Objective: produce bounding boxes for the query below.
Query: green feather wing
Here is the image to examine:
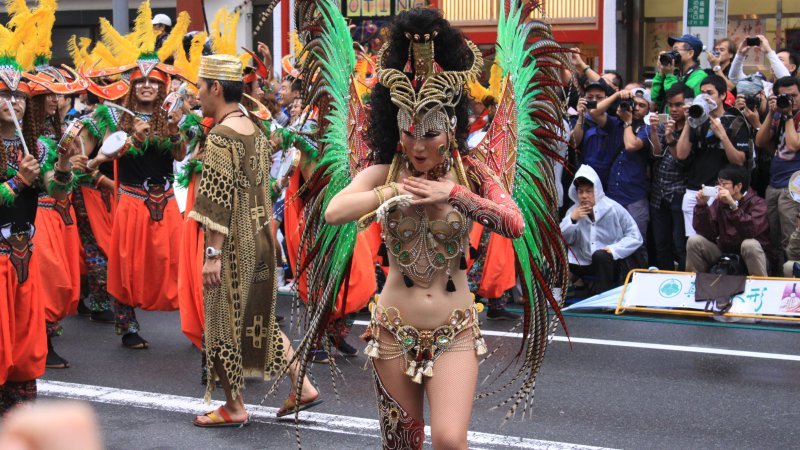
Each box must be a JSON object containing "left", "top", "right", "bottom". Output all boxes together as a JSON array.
[{"left": 474, "top": 0, "right": 572, "bottom": 421}]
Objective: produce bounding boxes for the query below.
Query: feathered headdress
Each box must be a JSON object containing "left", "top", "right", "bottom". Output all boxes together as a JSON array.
[
  {"left": 172, "top": 32, "right": 208, "bottom": 94},
  {"left": 81, "top": 0, "right": 188, "bottom": 99},
  {"left": 0, "top": 2, "right": 48, "bottom": 94},
  {"left": 377, "top": 31, "right": 483, "bottom": 139},
  {"left": 5, "top": 0, "right": 90, "bottom": 96},
  {"left": 67, "top": 36, "right": 129, "bottom": 100},
  {"left": 207, "top": 8, "right": 257, "bottom": 82}
]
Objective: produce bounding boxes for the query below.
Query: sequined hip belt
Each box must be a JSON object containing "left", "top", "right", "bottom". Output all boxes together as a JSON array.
[
  {"left": 362, "top": 305, "right": 487, "bottom": 383},
  {"left": 118, "top": 183, "right": 175, "bottom": 201}
]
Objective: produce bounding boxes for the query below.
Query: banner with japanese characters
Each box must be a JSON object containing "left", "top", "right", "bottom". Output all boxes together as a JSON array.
[{"left": 618, "top": 271, "right": 800, "bottom": 318}]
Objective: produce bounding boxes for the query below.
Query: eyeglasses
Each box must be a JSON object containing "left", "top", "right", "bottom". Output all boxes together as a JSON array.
[{"left": 0, "top": 91, "right": 27, "bottom": 101}]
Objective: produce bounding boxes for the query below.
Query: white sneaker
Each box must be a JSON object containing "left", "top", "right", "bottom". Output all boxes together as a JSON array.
[{"left": 278, "top": 280, "right": 295, "bottom": 294}]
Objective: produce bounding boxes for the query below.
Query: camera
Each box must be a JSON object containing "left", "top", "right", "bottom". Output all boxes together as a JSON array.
[
  {"left": 688, "top": 104, "right": 705, "bottom": 119},
  {"left": 617, "top": 99, "right": 634, "bottom": 113},
  {"left": 659, "top": 50, "right": 682, "bottom": 67},
  {"left": 744, "top": 94, "right": 760, "bottom": 111},
  {"left": 746, "top": 36, "right": 761, "bottom": 47},
  {"left": 777, "top": 94, "right": 793, "bottom": 110},
  {"left": 585, "top": 100, "right": 598, "bottom": 110}
]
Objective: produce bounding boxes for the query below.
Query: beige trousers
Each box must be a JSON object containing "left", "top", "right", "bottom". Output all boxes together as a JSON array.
[
  {"left": 685, "top": 235, "right": 768, "bottom": 276},
  {"left": 765, "top": 186, "right": 800, "bottom": 256}
]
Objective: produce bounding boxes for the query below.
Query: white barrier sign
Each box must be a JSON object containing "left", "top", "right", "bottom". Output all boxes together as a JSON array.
[{"left": 620, "top": 271, "right": 800, "bottom": 318}]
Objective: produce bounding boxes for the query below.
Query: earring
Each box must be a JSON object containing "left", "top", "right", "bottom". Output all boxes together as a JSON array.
[{"left": 437, "top": 144, "right": 446, "bottom": 156}]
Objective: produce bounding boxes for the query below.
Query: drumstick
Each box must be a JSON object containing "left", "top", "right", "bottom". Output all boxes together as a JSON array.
[
  {"left": 4, "top": 100, "right": 29, "bottom": 156},
  {"left": 78, "top": 135, "right": 86, "bottom": 156},
  {"left": 104, "top": 101, "right": 136, "bottom": 118}
]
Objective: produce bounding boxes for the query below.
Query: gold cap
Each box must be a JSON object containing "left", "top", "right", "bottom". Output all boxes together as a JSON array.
[{"left": 198, "top": 54, "right": 242, "bottom": 82}]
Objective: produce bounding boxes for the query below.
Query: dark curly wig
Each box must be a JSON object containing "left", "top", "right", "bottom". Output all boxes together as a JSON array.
[
  {"left": 368, "top": 7, "right": 473, "bottom": 164},
  {"left": 119, "top": 79, "right": 170, "bottom": 139}
]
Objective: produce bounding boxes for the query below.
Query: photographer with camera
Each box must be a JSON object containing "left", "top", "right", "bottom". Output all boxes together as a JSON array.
[
  {"left": 687, "top": 165, "right": 771, "bottom": 277},
  {"left": 734, "top": 76, "right": 772, "bottom": 195},
  {"left": 706, "top": 38, "right": 737, "bottom": 91},
  {"left": 590, "top": 88, "right": 652, "bottom": 240},
  {"left": 676, "top": 75, "right": 752, "bottom": 236},
  {"left": 729, "top": 35, "right": 793, "bottom": 96},
  {"left": 570, "top": 79, "right": 620, "bottom": 187},
  {"left": 755, "top": 76, "right": 800, "bottom": 263},
  {"left": 652, "top": 34, "right": 708, "bottom": 107},
  {"left": 650, "top": 83, "right": 694, "bottom": 270}
]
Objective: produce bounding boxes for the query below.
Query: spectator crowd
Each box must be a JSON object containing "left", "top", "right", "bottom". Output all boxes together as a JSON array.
[{"left": 467, "top": 33, "right": 800, "bottom": 296}]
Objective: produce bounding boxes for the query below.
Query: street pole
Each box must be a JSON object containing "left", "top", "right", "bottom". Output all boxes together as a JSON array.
[{"left": 112, "top": 0, "right": 129, "bottom": 34}]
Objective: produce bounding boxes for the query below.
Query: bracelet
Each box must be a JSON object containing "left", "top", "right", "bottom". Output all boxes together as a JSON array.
[
  {"left": 93, "top": 174, "right": 107, "bottom": 188},
  {"left": 54, "top": 168, "right": 73, "bottom": 183},
  {"left": 14, "top": 172, "right": 31, "bottom": 187},
  {"left": 6, "top": 178, "right": 21, "bottom": 195},
  {"left": 373, "top": 185, "right": 386, "bottom": 205},
  {"left": 582, "top": 65, "right": 590, "bottom": 73},
  {"left": 388, "top": 182, "right": 399, "bottom": 199}
]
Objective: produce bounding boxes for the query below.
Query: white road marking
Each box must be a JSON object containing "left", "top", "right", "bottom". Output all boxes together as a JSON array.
[
  {"left": 38, "top": 380, "right": 611, "bottom": 450},
  {"left": 353, "top": 320, "right": 800, "bottom": 361}
]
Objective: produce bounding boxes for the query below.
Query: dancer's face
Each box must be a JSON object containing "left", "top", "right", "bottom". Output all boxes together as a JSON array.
[
  {"left": 399, "top": 126, "right": 450, "bottom": 174},
  {"left": 0, "top": 90, "right": 27, "bottom": 122},
  {"left": 45, "top": 94, "right": 59, "bottom": 116},
  {"left": 133, "top": 78, "right": 162, "bottom": 104}
]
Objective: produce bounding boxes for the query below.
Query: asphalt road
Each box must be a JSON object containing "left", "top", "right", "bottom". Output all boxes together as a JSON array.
[{"left": 36, "top": 294, "right": 800, "bottom": 449}]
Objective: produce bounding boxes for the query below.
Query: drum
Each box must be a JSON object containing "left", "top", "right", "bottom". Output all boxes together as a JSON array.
[
  {"left": 99, "top": 131, "right": 129, "bottom": 158},
  {"left": 58, "top": 119, "right": 84, "bottom": 155},
  {"left": 162, "top": 91, "right": 183, "bottom": 114},
  {"left": 279, "top": 148, "right": 301, "bottom": 181}
]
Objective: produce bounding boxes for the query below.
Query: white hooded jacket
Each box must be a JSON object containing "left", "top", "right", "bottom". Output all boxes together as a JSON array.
[{"left": 560, "top": 165, "right": 643, "bottom": 265}]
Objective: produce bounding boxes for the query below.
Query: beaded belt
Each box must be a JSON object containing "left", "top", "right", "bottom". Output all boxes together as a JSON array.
[{"left": 362, "top": 305, "right": 487, "bottom": 383}]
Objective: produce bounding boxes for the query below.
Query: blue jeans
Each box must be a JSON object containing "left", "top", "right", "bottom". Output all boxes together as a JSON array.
[{"left": 650, "top": 196, "right": 686, "bottom": 271}]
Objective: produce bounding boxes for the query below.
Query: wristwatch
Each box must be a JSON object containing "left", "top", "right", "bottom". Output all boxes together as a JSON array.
[
  {"left": 729, "top": 200, "right": 739, "bottom": 211},
  {"left": 205, "top": 246, "right": 222, "bottom": 258},
  {"left": 713, "top": 65, "right": 722, "bottom": 73}
]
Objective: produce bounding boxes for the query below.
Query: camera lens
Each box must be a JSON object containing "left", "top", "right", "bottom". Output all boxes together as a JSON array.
[
  {"left": 659, "top": 53, "right": 672, "bottom": 66},
  {"left": 777, "top": 94, "right": 792, "bottom": 110},
  {"left": 688, "top": 104, "right": 705, "bottom": 119}
]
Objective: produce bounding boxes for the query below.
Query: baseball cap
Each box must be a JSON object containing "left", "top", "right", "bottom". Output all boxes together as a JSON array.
[
  {"left": 584, "top": 78, "right": 614, "bottom": 97},
  {"left": 668, "top": 34, "right": 703, "bottom": 57},
  {"left": 631, "top": 87, "right": 651, "bottom": 103},
  {"left": 152, "top": 14, "right": 172, "bottom": 27}
]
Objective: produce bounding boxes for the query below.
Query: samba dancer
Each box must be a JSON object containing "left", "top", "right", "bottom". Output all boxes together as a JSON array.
[
  {"left": 0, "top": 8, "right": 78, "bottom": 412},
  {"left": 286, "top": 2, "right": 570, "bottom": 447},
  {"left": 83, "top": 2, "right": 191, "bottom": 349}
]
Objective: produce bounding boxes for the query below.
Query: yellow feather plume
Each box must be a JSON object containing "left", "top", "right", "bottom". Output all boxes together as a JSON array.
[
  {"left": 98, "top": 17, "right": 140, "bottom": 66},
  {"left": 157, "top": 11, "right": 190, "bottom": 62},
  {"left": 91, "top": 42, "right": 122, "bottom": 69},
  {"left": 131, "top": 0, "right": 156, "bottom": 55},
  {"left": 33, "top": 5, "right": 57, "bottom": 61},
  {"left": 5, "top": 0, "right": 31, "bottom": 30},
  {"left": 290, "top": 31, "right": 303, "bottom": 59},
  {"left": 487, "top": 63, "right": 502, "bottom": 101},
  {"left": 0, "top": 25, "right": 11, "bottom": 55},
  {"left": 174, "top": 32, "right": 207, "bottom": 92},
  {"left": 67, "top": 35, "right": 86, "bottom": 68},
  {"left": 7, "top": 8, "right": 47, "bottom": 70},
  {"left": 210, "top": 8, "right": 240, "bottom": 57}
]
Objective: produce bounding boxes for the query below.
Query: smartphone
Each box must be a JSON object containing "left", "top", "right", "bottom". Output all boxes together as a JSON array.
[
  {"left": 746, "top": 36, "right": 760, "bottom": 47},
  {"left": 658, "top": 113, "right": 670, "bottom": 123},
  {"left": 701, "top": 185, "right": 719, "bottom": 197}
]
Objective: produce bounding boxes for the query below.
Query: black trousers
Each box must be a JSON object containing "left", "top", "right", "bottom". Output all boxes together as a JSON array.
[{"left": 569, "top": 250, "right": 619, "bottom": 296}]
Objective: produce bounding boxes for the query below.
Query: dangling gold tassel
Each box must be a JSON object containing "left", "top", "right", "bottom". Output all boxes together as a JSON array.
[
  {"left": 405, "top": 360, "right": 417, "bottom": 377},
  {"left": 412, "top": 368, "right": 423, "bottom": 384},
  {"left": 422, "top": 360, "right": 434, "bottom": 377},
  {"left": 365, "top": 340, "right": 380, "bottom": 358},
  {"left": 475, "top": 336, "right": 488, "bottom": 356}
]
